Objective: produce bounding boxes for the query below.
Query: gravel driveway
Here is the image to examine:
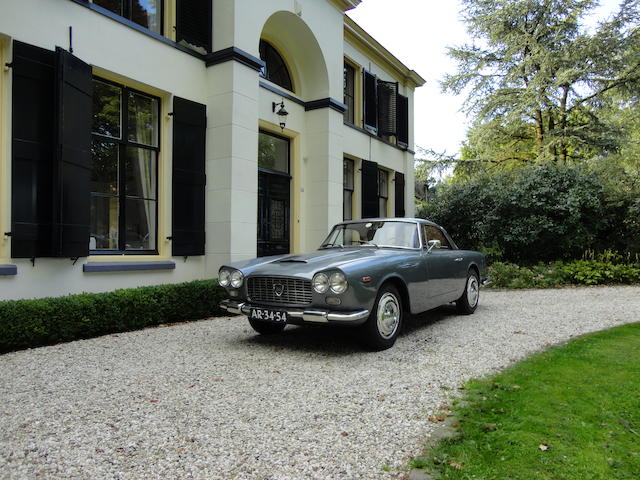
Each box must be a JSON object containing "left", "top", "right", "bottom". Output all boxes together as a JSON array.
[{"left": 1, "top": 286, "right": 639, "bottom": 479}]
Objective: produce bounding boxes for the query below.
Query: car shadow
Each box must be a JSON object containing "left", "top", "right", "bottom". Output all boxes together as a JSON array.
[
  {"left": 232, "top": 304, "right": 463, "bottom": 355},
  {"left": 237, "top": 323, "right": 364, "bottom": 356}
]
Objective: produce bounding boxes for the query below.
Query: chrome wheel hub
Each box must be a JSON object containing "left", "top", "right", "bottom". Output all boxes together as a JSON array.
[
  {"left": 376, "top": 292, "right": 400, "bottom": 339},
  {"left": 467, "top": 276, "right": 479, "bottom": 308}
]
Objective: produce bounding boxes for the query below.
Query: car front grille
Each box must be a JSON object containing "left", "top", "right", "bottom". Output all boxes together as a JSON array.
[{"left": 247, "top": 276, "right": 312, "bottom": 306}]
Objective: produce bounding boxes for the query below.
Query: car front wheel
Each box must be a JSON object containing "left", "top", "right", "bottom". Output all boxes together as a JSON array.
[
  {"left": 248, "top": 318, "right": 286, "bottom": 335},
  {"left": 361, "top": 284, "right": 403, "bottom": 351},
  {"left": 456, "top": 270, "right": 480, "bottom": 314}
]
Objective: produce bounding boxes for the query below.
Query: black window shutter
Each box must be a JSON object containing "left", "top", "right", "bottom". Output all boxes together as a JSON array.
[
  {"left": 10, "top": 41, "right": 56, "bottom": 258},
  {"left": 377, "top": 80, "right": 398, "bottom": 137},
  {"left": 176, "top": 0, "right": 212, "bottom": 53},
  {"left": 397, "top": 94, "right": 409, "bottom": 148},
  {"left": 53, "top": 48, "right": 93, "bottom": 258},
  {"left": 172, "top": 97, "right": 206, "bottom": 256},
  {"left": 394, "top": 172, "right": 405, "bottom": 218},
  {"left": 361, "top": 159, "right": 379, "bottom": 219},
  {"left": 363, "top": 70, "right": 377, "bottom": 132}
]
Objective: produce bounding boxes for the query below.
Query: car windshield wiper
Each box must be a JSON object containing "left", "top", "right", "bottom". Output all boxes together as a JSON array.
[
  {"left": 354, "top": 240, "right": 379, "bottom": 248},
  {"left": 320, "top": 243, "right": 344, "bottom": 249}
]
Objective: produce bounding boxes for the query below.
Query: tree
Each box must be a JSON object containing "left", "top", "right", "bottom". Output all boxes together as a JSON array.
[{"left": 443, "top": 0, "right": 640, "bottom": 163}]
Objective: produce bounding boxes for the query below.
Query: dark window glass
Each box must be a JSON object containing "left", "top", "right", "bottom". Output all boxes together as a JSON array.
[
  {"left": 258, "top": 131, "right": 289, "bottom": 174},
  {"left": 343, "top": 158, "right": 354, "bottom": 220},
  {"left": 90, "top": 77, "right": 159, "bottom": 253},
  {"left": 423, "top": 225, "right": 451, "bottom": 249},
  {"left": 344, "top": 62, "right": 355, "bottom": 124},
  {"left": 259, "top": 40, "right": 293, "bottom": 92},
  {"left": 378, "top": 169, "right": 388, "bottom": 217},
  {"left": 94, "top": 0, "right": 162, "bottom": 34}
]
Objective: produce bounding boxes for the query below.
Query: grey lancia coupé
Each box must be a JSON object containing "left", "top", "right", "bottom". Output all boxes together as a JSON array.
[{"left": 219, "top": 218, "right": 489, "bottom": 350}]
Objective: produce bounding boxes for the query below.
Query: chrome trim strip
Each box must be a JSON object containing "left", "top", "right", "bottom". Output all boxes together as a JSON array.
[{"left": 219, "top": 300, "right": 369, "bottom": 324}]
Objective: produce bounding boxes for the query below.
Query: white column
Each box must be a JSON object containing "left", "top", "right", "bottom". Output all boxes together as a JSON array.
[
  {"left": 302, "top": 107, "right": 344, "bottom": 251},
  {"left": 204, "top": 61, "right": 259, "bottom": 276}
]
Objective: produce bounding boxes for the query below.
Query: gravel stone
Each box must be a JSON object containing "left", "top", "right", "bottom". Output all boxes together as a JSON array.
[{"left": 1, "top": 286, "right": 638, "bottom": 479}]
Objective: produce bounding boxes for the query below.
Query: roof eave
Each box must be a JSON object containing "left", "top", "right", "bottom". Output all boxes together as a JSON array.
[{"left": 344, "top": 16, "right": 426, "bottom": 88}]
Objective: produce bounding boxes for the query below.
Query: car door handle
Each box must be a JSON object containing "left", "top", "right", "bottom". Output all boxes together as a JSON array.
[{"left": 454, "top": 257, "right": 464, "bottom": 262}]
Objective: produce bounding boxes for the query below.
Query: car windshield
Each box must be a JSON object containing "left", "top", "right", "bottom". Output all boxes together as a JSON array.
[{"left": 320, "top": 221, "right": 419, "bottom": 249}]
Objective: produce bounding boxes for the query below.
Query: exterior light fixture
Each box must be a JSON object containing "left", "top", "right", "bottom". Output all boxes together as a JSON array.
[{"left": 272, "top": 100, "right": 289, "bottom": 131}]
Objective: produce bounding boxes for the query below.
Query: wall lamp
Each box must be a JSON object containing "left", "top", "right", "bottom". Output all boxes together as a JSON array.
[{"left": 272, "top": 100, "right": 289, "bottom": 131}]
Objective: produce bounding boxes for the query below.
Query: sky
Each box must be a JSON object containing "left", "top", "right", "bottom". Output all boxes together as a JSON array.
[{"left": 347, "top": 0, "right": 623, "bottom": 159}]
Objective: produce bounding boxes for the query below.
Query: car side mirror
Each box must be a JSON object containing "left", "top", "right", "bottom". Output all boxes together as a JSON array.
[{"left": 426, "top": 239, "right": 441, "bottom": 253}]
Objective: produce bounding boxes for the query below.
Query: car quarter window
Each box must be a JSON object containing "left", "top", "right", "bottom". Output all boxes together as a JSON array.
[{"left": 422, "top": 225, "right": 451, "bottom": 249}]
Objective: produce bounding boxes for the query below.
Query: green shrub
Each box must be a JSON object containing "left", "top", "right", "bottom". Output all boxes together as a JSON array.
[
  {"left": 0, "top": 280, "right": 226, "bottom": 353},
  {"left": 488, "top": 260, "right": 640, "bottom": 288},
  {"left": 419, "top": 163, "right": 639, "bottom": 264}
]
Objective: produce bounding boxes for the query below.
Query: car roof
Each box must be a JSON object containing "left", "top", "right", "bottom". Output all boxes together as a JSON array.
[{"left": 337, "top": 217, "right": 439, "bottom": 227}]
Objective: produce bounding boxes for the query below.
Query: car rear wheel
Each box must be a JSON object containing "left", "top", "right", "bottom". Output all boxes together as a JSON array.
[
  {"left": 361, "top": 284, "right": 403, "bottom": 351},
  {"left": 248, "top": 318, "right": 286, "bottom": 335},
  {"left": 456, "top": 270, "right": 480, "bottom": 314}
]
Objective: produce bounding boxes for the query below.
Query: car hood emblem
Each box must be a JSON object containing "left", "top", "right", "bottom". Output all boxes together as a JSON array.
[{"left": 273, "top": 283, "right": 285, "bottom": 297}]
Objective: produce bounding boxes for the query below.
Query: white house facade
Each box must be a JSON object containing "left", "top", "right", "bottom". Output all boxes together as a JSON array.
[{"left": 0, "top": 0, "right": 425, "bottom": 300}]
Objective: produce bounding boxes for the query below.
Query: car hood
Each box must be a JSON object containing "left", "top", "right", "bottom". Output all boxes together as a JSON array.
[{"left": 223, "top": 248, "right": 411, "bottom": 279}]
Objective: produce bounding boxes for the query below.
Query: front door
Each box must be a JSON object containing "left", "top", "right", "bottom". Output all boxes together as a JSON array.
[{"left": 257, "top": 131, "right": 290, "bottom": 257}]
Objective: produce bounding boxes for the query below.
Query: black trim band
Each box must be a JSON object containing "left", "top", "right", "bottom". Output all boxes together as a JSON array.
[
  {"left": 83, "top": 261, "right": 176, "bottom": 273},
  {"left": 259, "top": 82, "right": 347, "bottom": 113},
  {"left": 205, "top": 47, "right": 265, "bottom": 71},
  {"left": 0, "top": 265, "right": 17, "bottom": 276},
  {"left": 305, "top": 98, "right": 347, "bottom": 113},
  {"left": 259, "top": 81, "right": 305, "bottom": 106}
]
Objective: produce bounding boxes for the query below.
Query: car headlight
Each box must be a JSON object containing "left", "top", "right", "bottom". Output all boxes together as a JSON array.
[
  {"left": 329, "top": 272, "right": 348, "bottom": 294},
  {"left": 230, "top": 270, "right": 244, "bottom": 288},
  {"left": 219, "top": 269, "right": 231, "bottom": 287},
  {"left": 312, "top": 273, "right": 329, "bottom": 293}
]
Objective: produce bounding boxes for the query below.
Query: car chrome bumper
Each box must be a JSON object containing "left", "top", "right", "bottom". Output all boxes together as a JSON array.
[{"left": 219, "top": 299, "right": 370, "bottom": 325}]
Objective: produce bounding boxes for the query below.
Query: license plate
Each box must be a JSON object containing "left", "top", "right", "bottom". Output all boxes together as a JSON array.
[{"left": 249, "top": 308, "right": 288, "bottom": 323}]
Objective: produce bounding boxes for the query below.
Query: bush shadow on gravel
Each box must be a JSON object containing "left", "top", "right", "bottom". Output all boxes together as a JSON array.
[{"left": 233, "top": 303, "right": 467, "bottom": 354}]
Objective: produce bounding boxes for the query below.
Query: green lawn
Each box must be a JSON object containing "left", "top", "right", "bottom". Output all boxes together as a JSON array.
[{"left": 411, "top": 323, "right": 640, "bottom": 479}]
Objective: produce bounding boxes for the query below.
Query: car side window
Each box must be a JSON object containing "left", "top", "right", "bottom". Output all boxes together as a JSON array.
[{"left": 424, "top": 225, "right": 451, "bottom": 249}]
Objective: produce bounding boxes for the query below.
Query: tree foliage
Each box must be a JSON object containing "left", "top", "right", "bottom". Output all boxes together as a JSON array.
[{"left": 443, "top": 0, "right": 640, "bottom": 164}]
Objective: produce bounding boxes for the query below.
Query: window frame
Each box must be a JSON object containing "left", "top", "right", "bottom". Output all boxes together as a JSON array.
[
  {"left": 343, "top": 62, "right": 355, "bottom": 125},
  {"left": 343, "top": 157, "right": 354, "bottom": 221},
  {"left": 90, "top": 76, "right": 161, "bottom": 255},
  {"left": 423, "top": 224, "right": 452, "bottom": 250},
  {"left": 259, "top": 40, "right": 294, "bottom": 93},
  {"left": 377, "top": 168, "right": 389, "bottom": 217},
  {"left": 258, "top": 129, "right": 291, "bottom": 178},
  {"left": 91, "top": 0, "right": 164, "bottom": 35}
]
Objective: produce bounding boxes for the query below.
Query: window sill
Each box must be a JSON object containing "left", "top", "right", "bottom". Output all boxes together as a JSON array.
[
  {"left": 0, "top": 265, "right": 17, "bottom": 276},
  {"left": 83, "top": 261, "right": 176, "bottom": 273},
  {"left": 343, "top": 122, "right": 415, "bottom": 154}
]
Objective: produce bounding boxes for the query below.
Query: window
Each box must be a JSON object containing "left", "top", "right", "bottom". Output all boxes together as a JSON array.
[
  {"left": 259, "top": 40, "right": 293, "bottom": 92},
  {"left": 258, "top": 131, "right": 289, "bottom": 174},
  {"left": 343, "top": 62, "right": 355, "bottom": 124},
  {"left": 343, "top": 158, "right": 354, "bottom": 220},
  {"left": 91, "top": 78, "right": 159, "bottom": 253},
  {"left": 378, "top": 169, "right": 388, "bottom": 217},
  {"left": 93, "top": 0, "right": 163, "bottom": 34},
  {"left": 361, "top": 71, "right": 410, "bottom": 148},
  {"left": 423, "top": 225, "right": 451, "bottom": 249}
]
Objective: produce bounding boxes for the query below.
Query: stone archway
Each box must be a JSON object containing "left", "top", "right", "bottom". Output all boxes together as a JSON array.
[{"left": 259, "top": 11, "right": 330, "bottom": 100}]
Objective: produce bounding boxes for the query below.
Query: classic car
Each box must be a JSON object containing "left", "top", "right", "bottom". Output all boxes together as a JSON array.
[{"left": 219, "top": 218, "right": 489, "bottom": 350}]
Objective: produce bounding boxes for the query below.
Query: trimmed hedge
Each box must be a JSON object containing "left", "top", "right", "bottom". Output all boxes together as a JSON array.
[
  {"left": 0, "top": 280, "right": 226, "bottom": 353},
  {"left": 488, "top": 260, "right": 640, "bottom": 289}
]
